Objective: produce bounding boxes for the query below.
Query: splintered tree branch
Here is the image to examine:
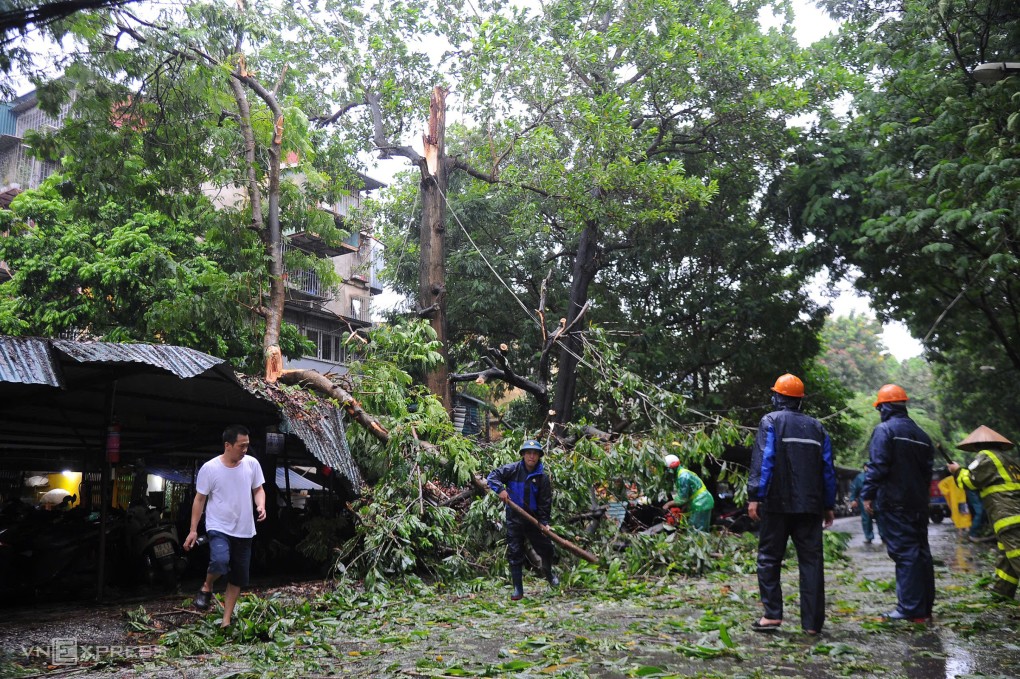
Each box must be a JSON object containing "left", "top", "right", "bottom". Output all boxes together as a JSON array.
[
  {"left": 365, "top": 91, "right": 423, "bottom": 163},
  {"left": 279, "top": 369, "right": 390, "bottom": 443}
]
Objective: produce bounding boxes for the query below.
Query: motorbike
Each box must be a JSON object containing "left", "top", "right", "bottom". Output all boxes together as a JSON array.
[
  {"left": 0, "top": 499, "right": 124, "bottom": 601},
  {"left": 124, "top": 504, "right": 186, "bottom": 588}
]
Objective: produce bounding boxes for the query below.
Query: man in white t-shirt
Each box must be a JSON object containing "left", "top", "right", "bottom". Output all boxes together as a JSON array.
[{"left": 183, "top": 425, "right": 266, "bottom": 628}]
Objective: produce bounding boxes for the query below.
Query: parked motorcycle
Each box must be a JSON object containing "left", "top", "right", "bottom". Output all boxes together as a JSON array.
[{"left": 125, "top": 504, "right": 186, "bottom": 588}]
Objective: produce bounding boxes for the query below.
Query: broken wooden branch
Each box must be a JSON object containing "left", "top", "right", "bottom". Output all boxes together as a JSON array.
[
  {"left": 471, "top": 476, "right": 599, "bottom": 564},
  {"left": 278, "top": 369, "right": 389, "bottom": 443}
]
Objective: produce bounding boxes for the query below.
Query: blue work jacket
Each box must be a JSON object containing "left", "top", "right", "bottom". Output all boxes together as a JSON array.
[
  {"left": 862, "top": 410, "right": 933, "bottom": 512},
  {"left": 748, "top": 407, "right": 837, "bottom": 514},
  {"left": 487, "top": 459, "right": 553, "bottom": 525}
]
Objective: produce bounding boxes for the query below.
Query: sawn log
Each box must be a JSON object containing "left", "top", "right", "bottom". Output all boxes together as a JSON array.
[{"left": 472, "top": 476, "right": 599, "bottom": 564}]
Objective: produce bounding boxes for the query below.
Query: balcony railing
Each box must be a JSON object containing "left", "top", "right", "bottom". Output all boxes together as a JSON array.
[
  {"left": 282, "top": 242, "right": 328, "bottom": 299},
  {"left": 286, "top": 268, "right": 326, "bottom": 298}
]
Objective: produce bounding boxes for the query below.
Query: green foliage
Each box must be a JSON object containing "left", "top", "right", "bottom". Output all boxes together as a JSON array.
[
  {"left": 819, "top": 313, "right": 893, "bottom": 393},
  {"left": 823, "top": 530, "right": 851, "bottom": 563},
  {"left": 0, "top": 167, "right": 269, "bottom": 367},
  {"left": 337, "top": 487, "right": 465, "bottom": 592},
  {"left": 380, "top": 0, "right": 834, "bottom": 429},
  {"left": 800, "top": 359, "right": 863, "bottom": 463},
  {"left": 610, "top": 528, "right": 758, "bottom": 579}
]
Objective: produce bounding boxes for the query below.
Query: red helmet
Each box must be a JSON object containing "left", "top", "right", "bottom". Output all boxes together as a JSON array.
[
  {"left": 771, "top": 374, "right": 805, "bottom": 398},
  {"left": 873, "top": 384, "right": 908, "bottom": 407}
]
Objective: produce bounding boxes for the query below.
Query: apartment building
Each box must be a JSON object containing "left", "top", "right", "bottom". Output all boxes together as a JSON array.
[
  {"left": 281, "top": 172, "right": 385, "bottom": 374},
  {"left": 1, "top": 90, "right": 385, "bottom": 365}
]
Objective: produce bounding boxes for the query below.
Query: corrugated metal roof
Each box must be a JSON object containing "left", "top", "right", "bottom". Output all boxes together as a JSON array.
[
  {"left": 0, "top": 337, "right": 225, "bottom": 384},
  {"left": 235, "top": 376, "right": 362, "bottom": 496},
  {"left": 0, "top": 336, "right": 62, "bottom": 386},
  {"left": 281, "top": 403, "right": 359, "bottom": 492},
  {"left": 52, "top": 339, "right": 224, "bottom": 378},
  {"left": 0, "top": 336, "right": 361, "bottom": 497}
]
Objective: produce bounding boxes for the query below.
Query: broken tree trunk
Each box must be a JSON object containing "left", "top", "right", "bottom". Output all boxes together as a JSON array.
[
  {"left": 471, "top": 476, "right": 599, "bottom": 564},
  {"left": 420, "top": 86, "right": 452, "bottom": 411}
]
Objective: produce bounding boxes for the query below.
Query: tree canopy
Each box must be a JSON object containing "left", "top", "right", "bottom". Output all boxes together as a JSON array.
[
  {"left": 378, "top": 0, "right": 848, "bottom": 436},
  {"left": 771, "top": 0, "right": 1020, "bottom": 434}
]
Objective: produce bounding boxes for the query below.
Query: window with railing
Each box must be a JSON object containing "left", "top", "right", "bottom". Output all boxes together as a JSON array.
[
  {"left": 334, "top": 192, "right": 361, "bottom": 218},
  {"left": 350, "top": 296, "right": 371, "bottom": 322}
]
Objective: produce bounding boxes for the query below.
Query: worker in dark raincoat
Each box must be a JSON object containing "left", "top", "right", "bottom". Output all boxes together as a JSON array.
[
  {"left": 487, "top": 439, "right": 558, "bottom": 600},
  {"left": 861, "top": 384, "right": 935, "bottom": 623},
  {"left": 849, "top": 463, "right": 883, "bottom": 544},
  {"left": 748, "top": 373, "right": 837, "bottom": 635},
  {"left": 949, "top": 425, "right": 1020, "bottom": 599}
]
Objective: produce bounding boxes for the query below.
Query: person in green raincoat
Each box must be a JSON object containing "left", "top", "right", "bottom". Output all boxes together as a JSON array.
[
  {"left": 948, "top": 425, "right": 1020, "bottom": 599},
  {"left": 663, "top": 453, "right": 714, "bottom": 531}
]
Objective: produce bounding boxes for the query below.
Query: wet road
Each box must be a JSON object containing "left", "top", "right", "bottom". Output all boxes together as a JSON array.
[
  {"left": 1, "top": 516, "right": 1018, "bottom": 678},
  {"left": 826, "top": 513, "right": 1018, "bottom": 679}
]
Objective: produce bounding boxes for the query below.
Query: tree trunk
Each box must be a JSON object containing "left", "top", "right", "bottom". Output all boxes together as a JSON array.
[
  {"left": 227, "top": 68, "right": 285, "bottom": 381},
  {"left": 552, "top": 221, "right": 600, "bottom": 430},
  {"left": 420, "top": 86, "right": 452, "bottom": 410}
]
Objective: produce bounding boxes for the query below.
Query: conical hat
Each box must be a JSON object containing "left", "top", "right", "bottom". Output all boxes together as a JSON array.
[{"left": 957, "top": 425, "right": 1013, "bottom": 451}]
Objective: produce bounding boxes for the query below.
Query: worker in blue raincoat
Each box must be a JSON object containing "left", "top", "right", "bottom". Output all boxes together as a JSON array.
[
  {"left": 487, "top": 439, "right": 558, "bottom": 600},
  {"left": 861, "top": 384, "right": 935, "bottom": 623},
  {"left": 748, "top": 373, "right": 837, "bottom": 636}
]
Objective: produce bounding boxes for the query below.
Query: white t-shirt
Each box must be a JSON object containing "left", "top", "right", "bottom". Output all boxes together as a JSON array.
[{"left": 196, "top": 455, "right": 266, "bottom": 538}]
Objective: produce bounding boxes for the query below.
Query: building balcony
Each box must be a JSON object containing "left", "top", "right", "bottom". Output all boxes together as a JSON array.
[
  {"left": 284, "top": 268, "right": 329, "bottom": 301},
  {"left": 285, "top": 227, "right": 359, "bottom": 259}
]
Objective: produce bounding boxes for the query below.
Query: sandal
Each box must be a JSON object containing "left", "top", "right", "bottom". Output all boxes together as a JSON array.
[{"left": 751, "top": 618, "right": 782, "bottom": 632}]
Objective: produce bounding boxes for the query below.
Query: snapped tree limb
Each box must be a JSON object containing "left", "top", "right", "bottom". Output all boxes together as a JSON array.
[{"left": 278, "top": 369, "right": 390, "bottom": 443}]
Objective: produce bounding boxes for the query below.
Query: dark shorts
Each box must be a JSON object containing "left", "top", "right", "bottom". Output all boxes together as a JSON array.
[{"left": 207, "top": 530, "right": 253, "bottom": 587}]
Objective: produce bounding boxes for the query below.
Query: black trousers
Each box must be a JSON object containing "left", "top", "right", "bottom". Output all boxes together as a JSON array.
[
  {"left": 880, "top": 509, "right": 934, "bottom": 617},
  {"left": 757, "top": 511, "right": 825, "bottom": 631},
  {"left": 507, "top": 520, "right": 554, "bottom": 566}
]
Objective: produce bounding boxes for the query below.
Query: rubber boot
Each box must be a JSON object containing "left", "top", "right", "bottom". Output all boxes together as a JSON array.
[
  {"left": 510, "top": 565, "right": 524, "bottom": 601},
  {"left": 542, "top": 557, "right": 559, "bottom": 588}
]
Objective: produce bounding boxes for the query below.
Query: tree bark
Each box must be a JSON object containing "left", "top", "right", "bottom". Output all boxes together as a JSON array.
[
  {"left": 420, "top": 86, "right": 452, "bottom": 410},
  {"left": 552, "top": 221, "right": 600, "bottom": 430}
]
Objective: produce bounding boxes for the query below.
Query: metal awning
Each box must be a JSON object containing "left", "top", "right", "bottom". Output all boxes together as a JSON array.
[{"left": 0, "top": 336, "right": 361, "bottom": 496}]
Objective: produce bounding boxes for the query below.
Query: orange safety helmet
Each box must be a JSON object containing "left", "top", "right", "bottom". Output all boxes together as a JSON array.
[
  {"left": 771, "top": 373, "right": 805, "bottom": 398},
  {"left": 873, "top": 384, "right": 909, "bottom": 407}
]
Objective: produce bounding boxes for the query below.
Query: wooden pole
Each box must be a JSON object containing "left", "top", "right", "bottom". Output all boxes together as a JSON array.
[{"left": 472, "top": 476, "right": 599, "bottom": 563}]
